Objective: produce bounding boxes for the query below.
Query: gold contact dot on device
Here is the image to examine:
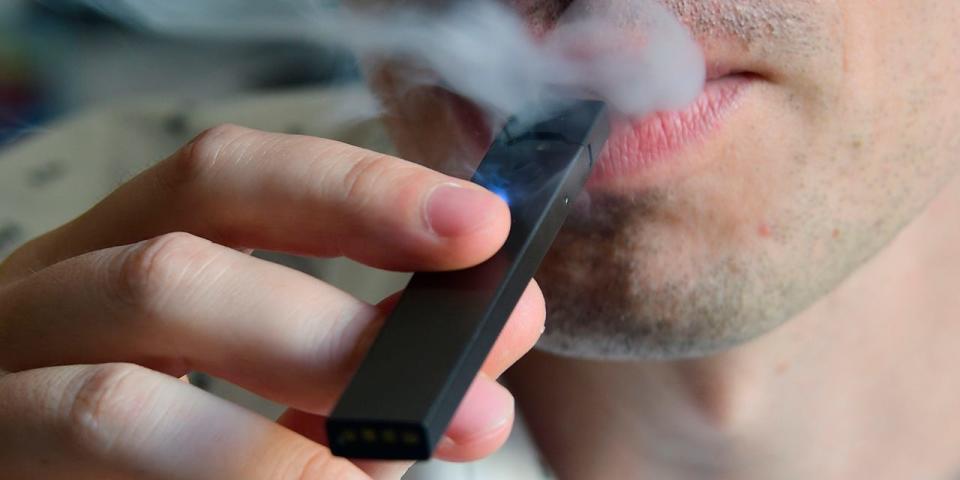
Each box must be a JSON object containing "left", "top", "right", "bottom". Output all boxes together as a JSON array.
[
  {"left": 339, "top": 430, "right": 358, "bottom": 444},
  {"left": 361, "top": 428, "right": 377, "bottom": 443},
  {"left": 401, "top": 431, "right": 420, "bottom": 445},
  {"left": 381, "top": 429, "right": 398, "bottom": 444}
]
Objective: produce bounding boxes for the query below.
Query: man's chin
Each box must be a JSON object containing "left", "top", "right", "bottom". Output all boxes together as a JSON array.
[
  {"left": 531, "top": 282, "right": 764, "bottom": 361},
  {"left": 531, "top": 317, "right": 761, "bottom": 361},
  {"left": 531, "top": 234, "right": 794, "bottom": 361}
]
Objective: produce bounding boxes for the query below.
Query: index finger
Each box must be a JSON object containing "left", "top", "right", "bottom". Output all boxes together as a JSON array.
[{"left": 4, "top": 124, "right": 508, "bottom": 277}]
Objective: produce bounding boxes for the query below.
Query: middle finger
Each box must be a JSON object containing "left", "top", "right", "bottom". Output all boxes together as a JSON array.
[{"left": 0, "top": 232, "right": 545, "bottom": 416}]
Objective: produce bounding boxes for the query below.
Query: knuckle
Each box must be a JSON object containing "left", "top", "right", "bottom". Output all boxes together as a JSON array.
[
  {"left": 64, "top": 363, "right": 154, "bottom": 456},
  {"left": 340, "top": 153, "right": 403, "bottom": 204},
  {"left": 0, "top": 238, "right": 37, "bottom": 284},
  {"left": 112, "top": 232, "right": 212, "bottom": 312},
  {"left": 162, "top": 123, "right": 248, "bottom": 189}
]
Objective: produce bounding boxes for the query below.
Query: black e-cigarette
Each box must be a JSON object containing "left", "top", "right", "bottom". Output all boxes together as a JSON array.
[{"left": 328, "top": 100, "right": 609, "bottom": 460}]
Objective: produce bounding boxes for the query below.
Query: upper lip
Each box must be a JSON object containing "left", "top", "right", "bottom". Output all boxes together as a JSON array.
[
  {"left": 698, "top": 33, "right": 773, "bottom": 83},
  {"left": 706, "top": 65, "right": 742, "bottom": 81},
  {"left": 700, "top": 37, "right": 772, "bottom": 83}
]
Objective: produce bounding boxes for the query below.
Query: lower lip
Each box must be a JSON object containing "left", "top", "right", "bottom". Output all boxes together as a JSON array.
[{"left": 587, "top": 74, "right": 756, "bottom": 188}]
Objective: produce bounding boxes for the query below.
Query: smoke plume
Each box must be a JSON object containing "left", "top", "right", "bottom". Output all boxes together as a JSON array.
[{"left": 84, "top": 0, "right": 704, "bottom": 128}]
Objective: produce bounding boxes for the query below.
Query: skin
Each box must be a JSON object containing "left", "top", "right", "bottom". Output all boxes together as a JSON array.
[
  {"left": 0, "top": 126, "right": 545, "bottom": 479},
  {"left": 366, "top": 0, "right": 960, "bottom": 477}
]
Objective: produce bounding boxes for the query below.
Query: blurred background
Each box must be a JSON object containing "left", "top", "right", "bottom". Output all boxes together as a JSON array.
[
  {"left": 0, "top": 0, "right": 359, "bottom": 145},
  {"left": 0, "top": 0, "right": 392, "bottom": 263}
]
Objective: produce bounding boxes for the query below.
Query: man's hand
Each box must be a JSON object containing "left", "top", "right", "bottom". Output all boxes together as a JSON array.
[{"left": 0, "top": 125, "right": 545, "bottom": 479}]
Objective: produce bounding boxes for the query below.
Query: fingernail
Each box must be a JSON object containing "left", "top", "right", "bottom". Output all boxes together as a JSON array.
[
  {"left": 438, "top": 436, "right": 456, "bottom": 449},
  {"left": 424, "top": 183, "right": 504, "bottom": 238}
]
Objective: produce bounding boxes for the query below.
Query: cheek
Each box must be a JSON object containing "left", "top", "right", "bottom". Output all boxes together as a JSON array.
[
  {"left": 835, "top": 0, "right": 960, "bottom": 205},
  {"left": 723, "top": 0, "right": 960, "bottom": 280}
]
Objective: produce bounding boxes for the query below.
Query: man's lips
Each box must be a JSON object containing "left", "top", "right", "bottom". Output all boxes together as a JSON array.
[
  {"left": 587, "top": 71, "right": 757, "bottom": 188},
  {"left": 438, "top": 68, "right": 758, "bottom": 188}
]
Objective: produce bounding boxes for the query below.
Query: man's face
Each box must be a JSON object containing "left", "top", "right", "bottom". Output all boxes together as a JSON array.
[{"left": 366, "top": 0, "right": 960, "bottom": 358}]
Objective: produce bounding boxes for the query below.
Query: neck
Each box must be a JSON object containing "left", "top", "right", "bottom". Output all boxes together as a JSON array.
[{"left": 507, "top": 175, "right": 960, "bottom": 480}]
